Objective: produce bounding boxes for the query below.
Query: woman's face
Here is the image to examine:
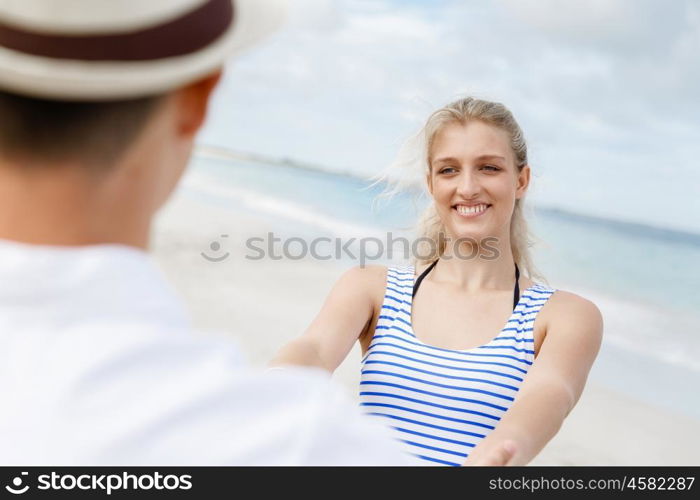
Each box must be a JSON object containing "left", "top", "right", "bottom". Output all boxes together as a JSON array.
[{"left": 428, "top": 120, "right": 530, "bottom": 244}]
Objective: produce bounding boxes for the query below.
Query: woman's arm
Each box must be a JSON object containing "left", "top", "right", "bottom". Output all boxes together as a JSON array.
[
  {"left": 463, "top": 291, "right": 604, "bottom": 466},
  {"left": 268, "top": 266, "right": 386, "bottom": 373}
]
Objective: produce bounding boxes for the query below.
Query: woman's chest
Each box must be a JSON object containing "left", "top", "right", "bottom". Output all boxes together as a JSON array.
[
  {"left": 411, "top": 292, "right": 514, "bottom": 351},
  {"left": 365, "top": 284, "right": 549, "bottom": 357},
  {"left": 413, "top": 284, "right": 549, "bottom": 349}
]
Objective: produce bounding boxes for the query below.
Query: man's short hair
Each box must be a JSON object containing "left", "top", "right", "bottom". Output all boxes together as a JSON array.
[{"left": 0, "top": 90, "right": 166, "bottom": 168}]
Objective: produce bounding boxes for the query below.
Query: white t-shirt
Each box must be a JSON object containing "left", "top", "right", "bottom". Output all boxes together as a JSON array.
[{"left": 0, "top": 239, "right": 417, "bottom": 465}]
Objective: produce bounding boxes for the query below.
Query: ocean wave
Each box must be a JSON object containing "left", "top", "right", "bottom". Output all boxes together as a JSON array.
[
  {"left": 181, "top": 169, "right": 386, "bottom": 241},
  {"left": 536, "top": 206, "right": 700, "bottom": 249}
]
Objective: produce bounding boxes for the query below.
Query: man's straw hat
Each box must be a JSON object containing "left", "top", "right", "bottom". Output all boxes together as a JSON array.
[{"left": 0, "top": 0, "right": 286, "bottom": 100}]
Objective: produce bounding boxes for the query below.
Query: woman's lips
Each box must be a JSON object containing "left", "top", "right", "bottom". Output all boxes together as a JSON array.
[{"left": 453, "top": 203, "right": 491, "bottom": 218}]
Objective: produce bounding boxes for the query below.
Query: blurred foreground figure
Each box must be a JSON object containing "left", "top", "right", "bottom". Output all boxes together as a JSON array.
[{"left": 0, "top": 0, "right": 415, "bottom": 465}]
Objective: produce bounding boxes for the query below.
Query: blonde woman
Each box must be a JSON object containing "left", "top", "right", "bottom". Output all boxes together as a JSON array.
[{"left": 270, "top": 97, "right": 603, "bottom": 466}]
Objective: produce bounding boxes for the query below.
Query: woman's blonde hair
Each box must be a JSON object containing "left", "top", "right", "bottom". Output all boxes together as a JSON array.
[{"left": 383, "top": 96, "right": 545, "bottom": 282}]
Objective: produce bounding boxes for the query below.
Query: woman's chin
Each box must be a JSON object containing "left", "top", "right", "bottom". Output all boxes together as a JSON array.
[{"left": 444, "top": 227, "right": 491, "bottom": 243}]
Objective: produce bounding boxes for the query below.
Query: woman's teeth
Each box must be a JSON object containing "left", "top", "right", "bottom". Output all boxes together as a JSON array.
[{"left": 456, "top": 204, "right": 489, "bottom": 216}]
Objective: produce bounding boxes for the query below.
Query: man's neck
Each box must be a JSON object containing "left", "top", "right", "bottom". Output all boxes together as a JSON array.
[{"left": 0, "top": 161, "right": 150, "bottom": 249}]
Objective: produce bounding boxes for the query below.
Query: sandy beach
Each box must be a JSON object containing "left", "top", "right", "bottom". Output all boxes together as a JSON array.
[{"left": 151, "top": 187, "right": 700, "bottom": 466}]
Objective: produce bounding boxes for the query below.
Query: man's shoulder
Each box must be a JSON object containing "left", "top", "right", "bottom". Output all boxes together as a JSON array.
[
  {"left": 3, "top": 328, "right": 415, "bottom": 465},
  {"left": 58, "top": 325, "right": 340, "bottom": 418}
]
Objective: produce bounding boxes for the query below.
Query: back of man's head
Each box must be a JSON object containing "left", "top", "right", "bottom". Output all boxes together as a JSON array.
[
  {"left": 0, "top": 0, "right": 285, "bottom": 166},
  {"left": 0, "top": 0, "right": 285, "bottom": 246},
  {"left": 0, "top": 91, "right": 165, "bottom": 168}
]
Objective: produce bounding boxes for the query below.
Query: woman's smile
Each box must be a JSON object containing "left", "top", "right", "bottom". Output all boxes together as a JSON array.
[{"left": 453, "top": 203, "right": 492, "bottom": 218}]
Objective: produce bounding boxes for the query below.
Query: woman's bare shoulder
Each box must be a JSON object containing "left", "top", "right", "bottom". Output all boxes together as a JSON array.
[
  {"left": 337, "top": 265, "right": 390, "bottom": 298},
  {"left": 547, "top": 288, "right": 601, "bottom": 314},
  {"left": 543, "top": 288, "right": 604, "bottom": 340},
  {"left": 336, "top": 266, "right": 396, "bottom": 324},
  {"left": 340, "top": 264, "right": 389, "bottom": 284}
]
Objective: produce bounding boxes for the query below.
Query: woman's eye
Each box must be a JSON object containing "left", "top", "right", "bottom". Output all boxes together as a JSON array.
[
  {"left": 482, "top": 165, "right": 501, "bottom": 172},
  {"left": 438, "top": 167, "right": 457, "bottom": 174}
]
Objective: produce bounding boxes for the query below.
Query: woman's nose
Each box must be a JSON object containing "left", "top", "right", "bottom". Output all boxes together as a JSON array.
[{"left": 456, "top": 170, "right": 480, "bottom": 198}]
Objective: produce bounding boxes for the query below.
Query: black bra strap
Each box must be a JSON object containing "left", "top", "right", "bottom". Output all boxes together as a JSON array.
[
  {"left": 513, "top": 263, "right": 520, "bottom": 310},
  {"left": 412, "top": 260, "right": 438, "bottom": 298},
  {"left": 412, "top": 261, "right": 522, "bottom": 311}
]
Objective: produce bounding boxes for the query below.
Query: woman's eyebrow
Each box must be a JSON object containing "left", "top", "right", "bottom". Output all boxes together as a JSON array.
[
  {"left": 433, "top": 154, "right": 506, "bottom": 164},
  {"left": 432, "top": 156, "right": 460, "bottom": 164},
  {"left": 475, "top": 154, "right": 506, "bottom": 162}
]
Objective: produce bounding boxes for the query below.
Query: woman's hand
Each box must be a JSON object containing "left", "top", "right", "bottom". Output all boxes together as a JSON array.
[{"left": 462, "top": 440, "right": 518, "bottom": 466}]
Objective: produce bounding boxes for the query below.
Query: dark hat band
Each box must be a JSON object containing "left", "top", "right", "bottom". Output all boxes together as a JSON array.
[{"left": 0, "top": 0, "right": 234, "bottom": 62}]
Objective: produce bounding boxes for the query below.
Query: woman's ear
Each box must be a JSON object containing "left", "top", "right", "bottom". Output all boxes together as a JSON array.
[
  {"left": 515, "top": 165, "right": 531, "bottom": 199},
  {"left": 426, "top": 169, "right": 433, "bottom": 195}
]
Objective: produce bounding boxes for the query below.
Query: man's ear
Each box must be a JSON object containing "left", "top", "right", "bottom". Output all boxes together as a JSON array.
[
  {"left": 175, "top": 69, "right": 223, "bottom": 138},
  {"left": 515, "top": 164, "right": 530, "bottom": 200}
]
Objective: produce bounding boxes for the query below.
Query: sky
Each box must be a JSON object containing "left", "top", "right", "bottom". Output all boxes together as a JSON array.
[{"left": 199, "top": 0, "right": 700, "bottom": 234}]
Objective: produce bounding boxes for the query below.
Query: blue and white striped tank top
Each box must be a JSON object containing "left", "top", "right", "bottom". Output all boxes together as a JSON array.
[{"left": 359, "top": 265, "right": 556, "bottom": 466}]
